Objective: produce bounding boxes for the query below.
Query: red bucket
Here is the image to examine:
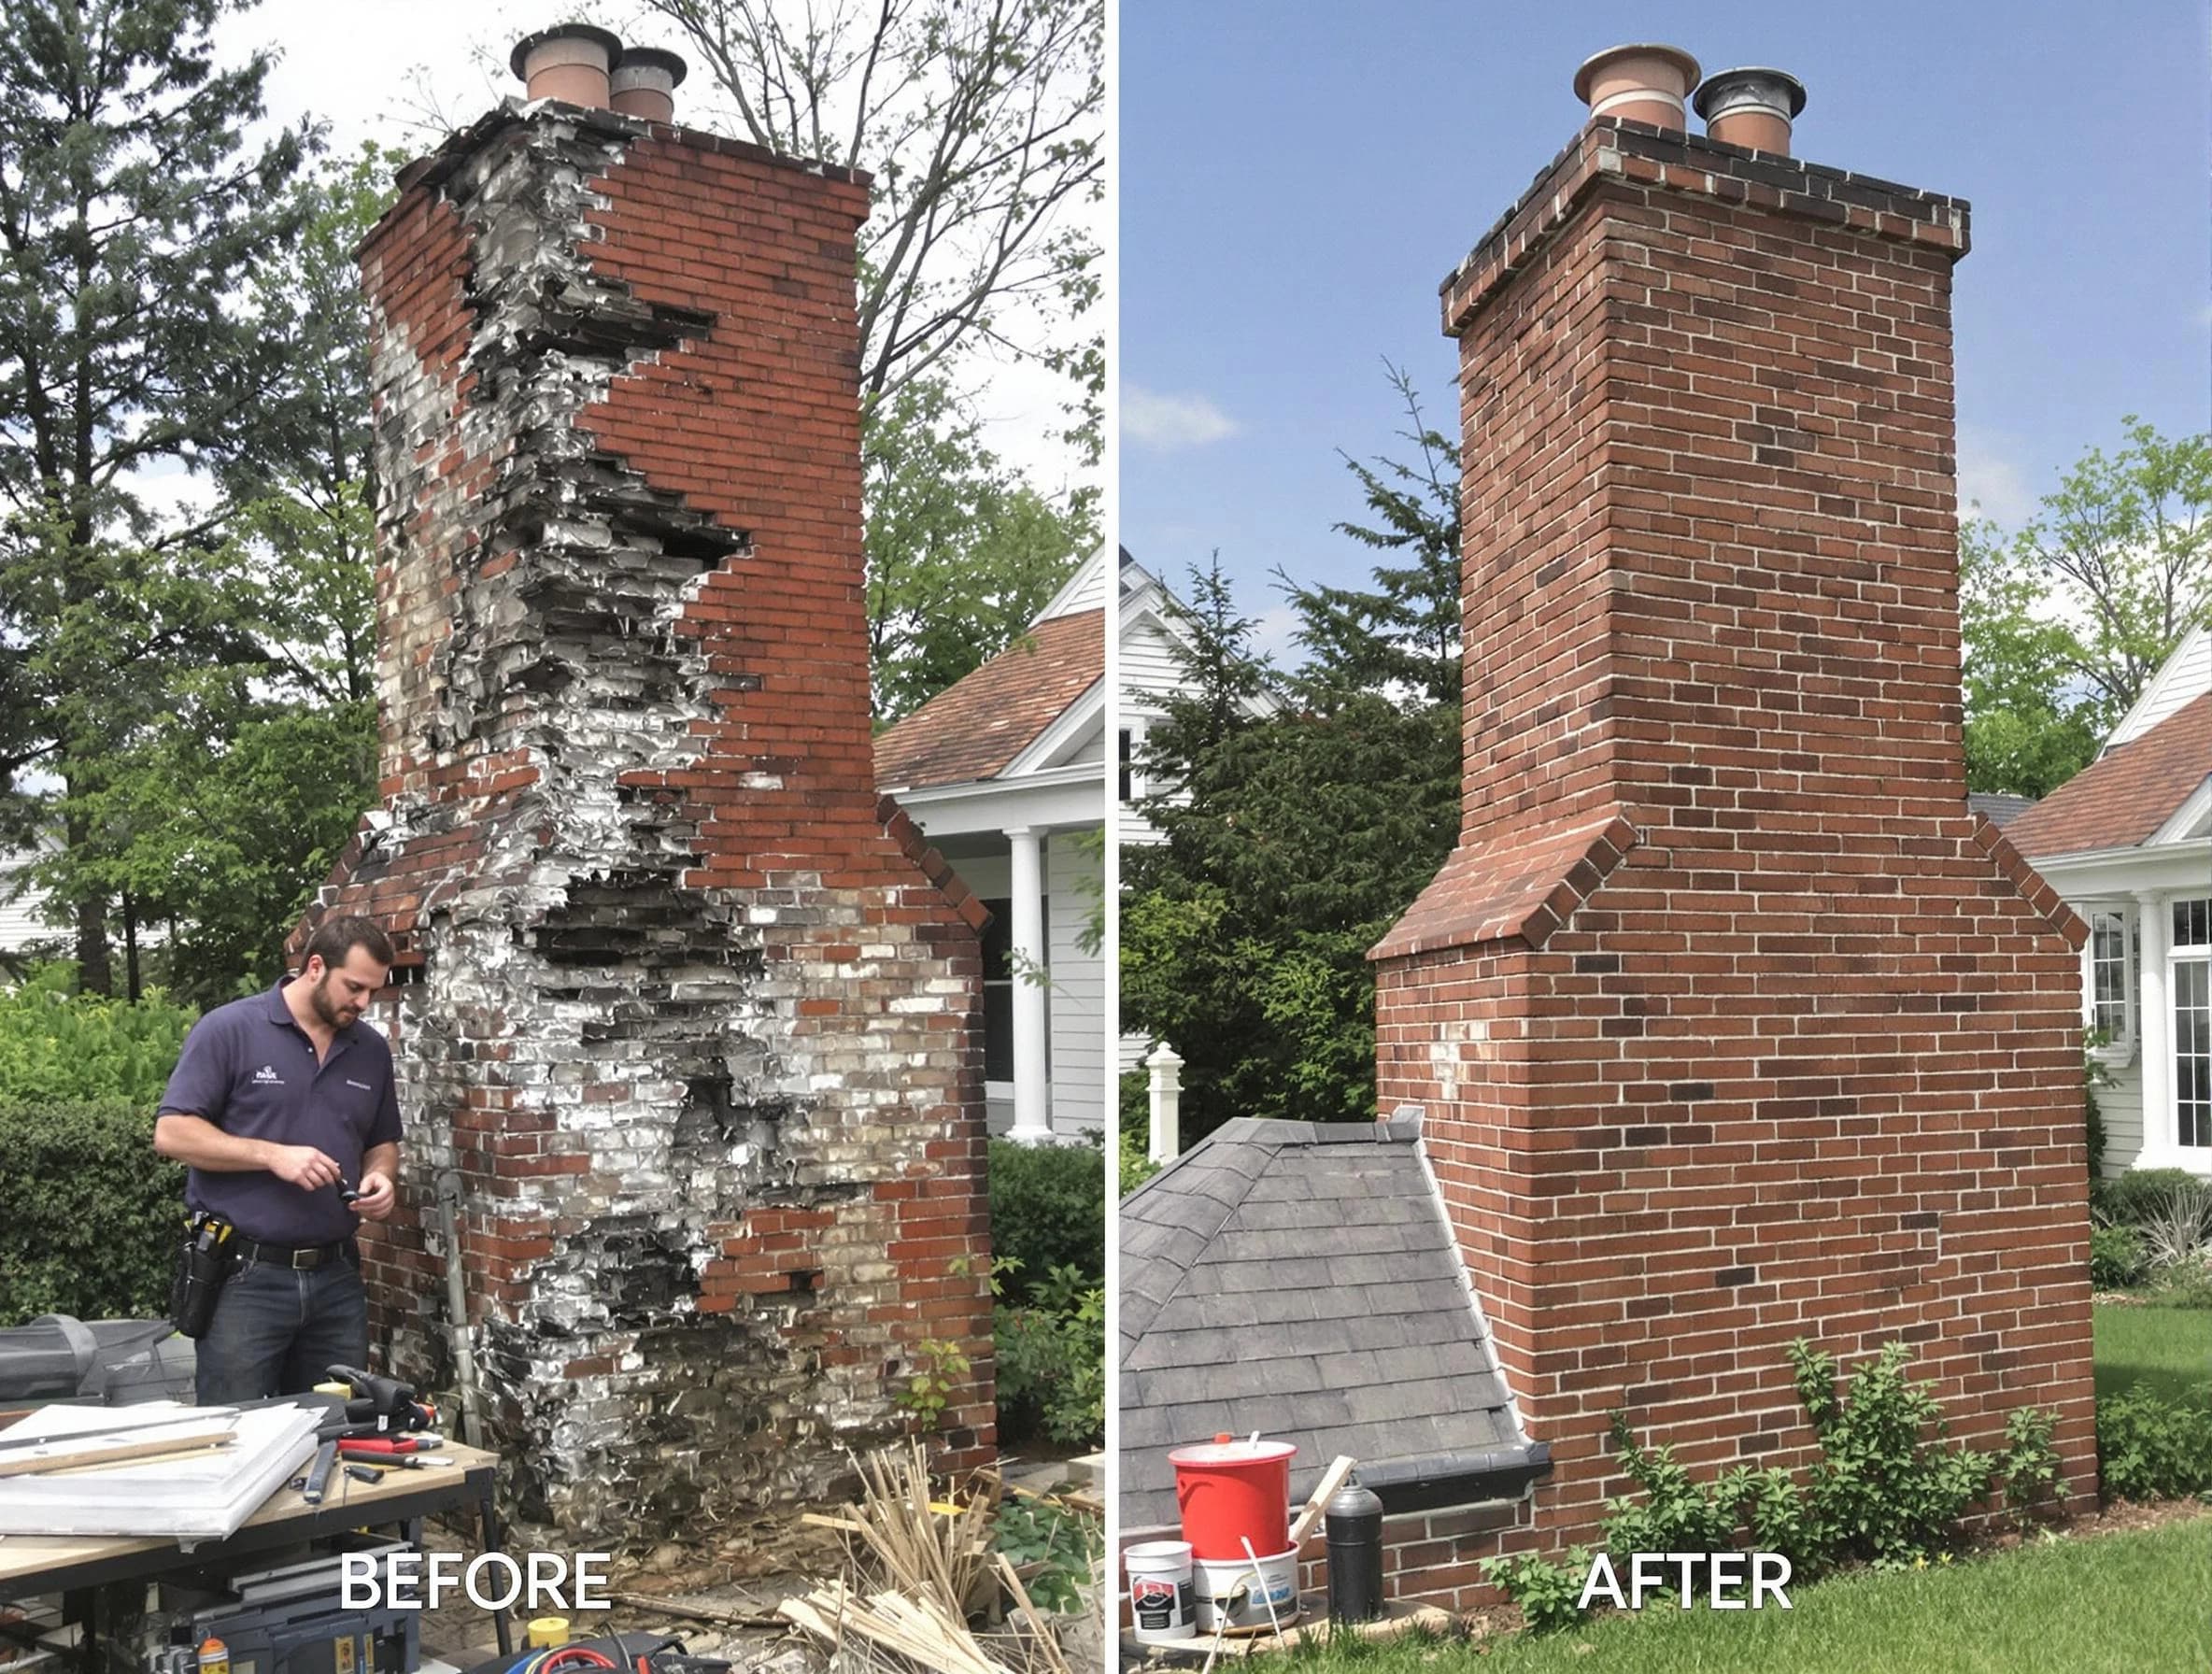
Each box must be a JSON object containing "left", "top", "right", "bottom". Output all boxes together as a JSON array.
[{"left": 1170, "top": 1436, "right": 1297, "bottom": 1561}]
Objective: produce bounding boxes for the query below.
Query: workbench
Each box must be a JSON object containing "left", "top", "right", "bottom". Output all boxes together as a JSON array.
[{"left": 0, "top": 1440, "right": 513, "bottom": 1665}]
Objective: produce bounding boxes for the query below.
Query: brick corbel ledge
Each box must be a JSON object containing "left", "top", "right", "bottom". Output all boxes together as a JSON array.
[{"left": 1370, "top": 811, "right": 1638, "bottom": 962}]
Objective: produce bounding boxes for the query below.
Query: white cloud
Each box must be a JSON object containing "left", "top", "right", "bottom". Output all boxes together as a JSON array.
[
  {"left": 1124, "top": 385, "right": 1239, "bottom": 450},
  {"left": 1956, "top": 429, "right": 2038, "bottom": 529},
  {"left": 1247, "top": 604, "right": 1302, "bottom": 664}
]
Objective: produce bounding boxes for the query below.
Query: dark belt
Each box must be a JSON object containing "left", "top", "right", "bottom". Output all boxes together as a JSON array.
[{"left": 232, "top": 1237, "right": 357, "bottom": 1270}]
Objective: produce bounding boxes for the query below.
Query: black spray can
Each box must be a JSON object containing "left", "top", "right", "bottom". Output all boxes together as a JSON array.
[{"left": 1325, "top": 1474, "right": 1385, "bottom": 1624}]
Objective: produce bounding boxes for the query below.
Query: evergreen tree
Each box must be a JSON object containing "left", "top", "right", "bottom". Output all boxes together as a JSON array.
[
  {"left": 36, "top": 152, "right": 384, "bottom": 1005},
  {"left": 1123, "top": 375, "right": 1462, "bottom": 1142},
  {"left": 0, "top": 0, "right": 312, "bottom": 992}
]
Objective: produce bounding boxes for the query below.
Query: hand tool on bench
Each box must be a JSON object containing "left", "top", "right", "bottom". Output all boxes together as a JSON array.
[{"left": 299, "top": 1438, "right": 342, "bottom": 1504}]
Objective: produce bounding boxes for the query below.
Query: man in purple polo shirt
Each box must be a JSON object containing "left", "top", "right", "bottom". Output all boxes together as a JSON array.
[{"left": 154, "top": 915, "right": 404, "bottom": 1403}]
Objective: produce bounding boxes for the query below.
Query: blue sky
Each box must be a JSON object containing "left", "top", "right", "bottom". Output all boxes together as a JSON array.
[{"left": 1120, "top": 2, "right": 2212, "bottom": 659}]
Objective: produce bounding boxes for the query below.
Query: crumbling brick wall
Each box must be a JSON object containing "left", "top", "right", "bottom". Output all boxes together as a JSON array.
[
  {"left": 1373, "top": 120, "right": 2097, "bottom": 1558},
  {"left": 296, "top": 100, "right": 993, "bottom": 1539}
]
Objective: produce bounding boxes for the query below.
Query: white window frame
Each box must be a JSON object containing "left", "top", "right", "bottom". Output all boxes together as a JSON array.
[
  {"left": 2080, "top": 901, "right": 2137, "bottom": 1068},
  {"left": 2171, "top": 895, "right": 2212, "bottom": 1153}
]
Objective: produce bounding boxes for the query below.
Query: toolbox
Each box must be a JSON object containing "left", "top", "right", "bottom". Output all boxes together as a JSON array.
[{"left": 145, "top": 1539, "right": 418, "bottom": 1674}]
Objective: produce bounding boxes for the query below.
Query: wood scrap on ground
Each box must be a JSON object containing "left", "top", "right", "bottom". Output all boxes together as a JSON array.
[
  {"left": 778, "top": 1440, "right": 1092, "bottom": 1674},
  {"left": 780, "top": 1581, "right": 1013, "bottom": 1674}
]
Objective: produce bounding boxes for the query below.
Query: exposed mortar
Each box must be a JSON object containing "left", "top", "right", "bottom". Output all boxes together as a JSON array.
[{"left": 310, "top": 103, "right": 990, "bottom": 1540}]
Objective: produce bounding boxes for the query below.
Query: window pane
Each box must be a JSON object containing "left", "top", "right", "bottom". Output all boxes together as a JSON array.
[
  {"left": 2091, "top": 910, "right": 2129, "bottom": 1038},
  {"left": 2178, "top": 958, "right": 2212, "bottom": 1148},
  {"left": 982, "top": 897, "right": 1012, "bottom": 1081},
  {"left": 2175, "top": 898, "right": 2212, "bottom": 950}
]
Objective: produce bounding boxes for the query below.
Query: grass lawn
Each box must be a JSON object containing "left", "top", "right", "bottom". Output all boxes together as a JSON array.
[
  {"left": 2092, "top": 1300, "right": 2212, "bottom": 1409},
  {"left": 1262, "top": 1515, "right": 2211, "bottom": 1673}
]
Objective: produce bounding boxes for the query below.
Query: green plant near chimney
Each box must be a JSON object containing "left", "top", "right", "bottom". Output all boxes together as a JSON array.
[
  {"left": 896, "top": 1337, "right": 971, "bottom": 1429},
  {"left": 1479, "top": 1341, "right": 2067, "bottom": 1631}
]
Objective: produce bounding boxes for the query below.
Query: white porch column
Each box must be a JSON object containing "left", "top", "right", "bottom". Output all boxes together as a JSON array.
[
  {"left": 1006, "top": 826, "right": 1052, "bottom": 1143},
  {"left": 2137, "top": 889, "right": 2170, "bottom": 1160}
]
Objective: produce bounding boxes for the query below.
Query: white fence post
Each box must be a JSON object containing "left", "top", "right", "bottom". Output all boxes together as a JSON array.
[{"left": 1145, "top": 1043, "right": 1184, "bottom": 1164}]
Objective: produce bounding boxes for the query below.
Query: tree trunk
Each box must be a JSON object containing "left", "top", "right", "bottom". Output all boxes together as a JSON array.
[
  {"left": 64, "top": 797, "right": 111, "bottom": 996},
  {"left": 123, "top": 891, "right": 141, "bottom": 1001}
]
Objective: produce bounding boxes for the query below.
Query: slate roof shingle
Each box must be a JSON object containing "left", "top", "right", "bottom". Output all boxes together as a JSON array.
[
  {"left": 2006, "top": 692, "right": 2212, "bottom": 860},
  {"left": 872, "top": 610, "right": 1104, "bottom": 791},
  {"left": 1119, "top": 1116, "right": 1548, "bottom": 1532}
]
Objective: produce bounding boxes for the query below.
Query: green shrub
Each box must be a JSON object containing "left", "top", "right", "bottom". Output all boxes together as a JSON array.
[
  {"left": 2146, "top": 1260, "right": 2212, "bottom": 1310},
  {"left": 1478, "top": 1550, "right": 1594, "bottom": 1635},
  {"left": 2090, "top": 1223, "right": 2148, "bottom": 1288},
  {"left": 0, "top": 967, "right": 196, "bottom": 1107},
  {"left": 993, "top": 1263, "right": 1104, "bottom": 1448},
  {"left": 0, "top": 1099, "right": 186, "bottom": 1324},
  {"left": 988, "top": 1136, "right": 1103, "bottom": 1303},
  {"left": 1791, "top": 1339, "right": 2005, "bottom": 1568},
  {"left": 1600, "top": 1411, "right": 1746, "bottom": 1575},
  {"left": 2097, "top": 1387, "right": 2212, "bottom": 1501},
  {"left": 2092, "top": 1169, "right": 2205, "bottom": 1228},
  {"left": 1483, "top": 1341, "right": 2066, "bottom": 1633},
  {"left": 1994, "top": 1407, "right": 2068, "bottom": 1527}
]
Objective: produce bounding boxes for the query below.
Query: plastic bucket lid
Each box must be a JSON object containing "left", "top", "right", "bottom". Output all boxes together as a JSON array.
[{"left": 1170, "top": 1436, "right": 1297, "bottom": 1561}]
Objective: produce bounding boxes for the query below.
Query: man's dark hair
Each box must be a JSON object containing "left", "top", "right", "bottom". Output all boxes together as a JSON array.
[{"left": 305, "top": 915, "right": 395, "bottom": 972}]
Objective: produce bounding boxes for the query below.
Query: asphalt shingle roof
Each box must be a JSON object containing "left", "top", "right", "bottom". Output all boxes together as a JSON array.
[
  {"left": 872, "top": 611, "right": 1104, "bottom": 792},
  {"left": 1119, "top": 1115, "right": 1546, "bottom": 1532},
  {"left": 2006, "top": 693, "right": 2212, "bottom": 860}
]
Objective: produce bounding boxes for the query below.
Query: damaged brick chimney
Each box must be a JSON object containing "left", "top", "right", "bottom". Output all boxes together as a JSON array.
[
  {"left": 296, "top": 31, "right": 993, "bottom": 1539},
  {"left": 1373, "top": 49, "right": 2098, "bottom": 1551}
]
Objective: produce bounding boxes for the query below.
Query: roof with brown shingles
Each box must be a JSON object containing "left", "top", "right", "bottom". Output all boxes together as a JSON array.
[
  {"left": 872, "top": 610, "right": 1104, "bottom": 791},
  {"left": 2006, "top": 692, "right": 2212, "bottom": 860}
]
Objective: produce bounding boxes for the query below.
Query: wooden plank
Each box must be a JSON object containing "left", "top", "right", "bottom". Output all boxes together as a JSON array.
[
  {"left": 0, "top": 1429, "right": 235, "bottom": 1479},
  {"left": 1284, "top": 1455, "right": 1356, "bottom": 1549}
]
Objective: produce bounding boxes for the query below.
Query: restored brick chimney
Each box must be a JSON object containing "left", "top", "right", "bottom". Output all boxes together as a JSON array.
[
  {"left": 1373, "top": 56, "right": 2097, "bottom": 1550},
  {"left": 298, "top": 47, "right": 993, "bottom": 1539}
]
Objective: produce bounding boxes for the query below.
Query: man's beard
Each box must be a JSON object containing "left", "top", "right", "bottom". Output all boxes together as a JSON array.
[{"left": 310, "top": 974, "right": 361, "bottom": 1029}]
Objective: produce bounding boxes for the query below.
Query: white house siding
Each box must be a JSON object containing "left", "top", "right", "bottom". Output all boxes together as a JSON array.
[
  {"left": 1118, "top": 610, "right": 1185, "bottom": 849},
  {"left": 2108, "top": 625, "right": 2209, "bottom": 748},
  {"left": 0, "top": 849, "right": 59, "bottom": 959},
  {"left": 1046, "top": 832, "right": 1104, "bottom": 1134},
  {"left": 2096, "top": 1059, "right": 2146, "bottom": 1176}
]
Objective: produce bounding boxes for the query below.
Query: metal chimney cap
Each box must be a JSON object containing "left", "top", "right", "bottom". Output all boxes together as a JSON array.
[
  {"left": 613, "top": 45, "right": 688, "bottom": 88},
  {"left": 509, "top": 22, "right": 623, "bottom": 81},
  {"left": 1693, "top": 66, "right": 1808, "bottom": 121},
  {"left": 1572, "top": 43, "right": 1702, "bottom": 106}
]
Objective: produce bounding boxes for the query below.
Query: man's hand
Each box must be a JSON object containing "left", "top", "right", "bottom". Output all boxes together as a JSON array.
[
  {"left": 352, "top": 1169, "right": 398, "bottom": 1223},
  {"left": 268, "top": 1144, "right": 343, "bottom": 1191}
]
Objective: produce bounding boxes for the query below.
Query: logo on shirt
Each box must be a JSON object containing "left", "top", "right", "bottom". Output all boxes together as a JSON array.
[
  {"left": 253, "top": 1065, "right": 285, "bottom": 1086},
  {"left": 347, "top": 1079, "right": 373, "bottom": 1092}
]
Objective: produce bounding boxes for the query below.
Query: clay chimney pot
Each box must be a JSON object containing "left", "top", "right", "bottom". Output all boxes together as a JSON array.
[
  {"left": 1571, "top": 43, "right": 1701, "bottom": 133},
  {"left": 1693, "top": 67, "right": 1808, "bottom": 155},
  {"left": 611, "top": 47, "right": 688, "bottom": 123},
  {"left": 510, "top": 23, "right": 623, "bottom": 110}
]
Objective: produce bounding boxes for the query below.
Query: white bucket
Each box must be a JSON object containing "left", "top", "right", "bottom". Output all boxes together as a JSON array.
[
  {"left": 1125, "top": 1539, "right": 1198, "bottom": 1642},
  {"left": 1192, "top": 1546, "right": 1300, "bottom": 1633}
]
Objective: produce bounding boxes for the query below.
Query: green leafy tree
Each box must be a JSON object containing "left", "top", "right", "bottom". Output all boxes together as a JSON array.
[
  {"left": 0, "top": 0, "right": 314, "bottom": 992},
  {"left": 24, "top": 149, "right": 383, "bottom": 1004},
  {"left": 865, "top": 377, "right": 1090, "bottom": 718},
  {"left": 1961, "top": 418, "right": 2212, "bottom": 796},
  {"left": 1122, "top": 376, "right": 1463, "bottom": 1142}
]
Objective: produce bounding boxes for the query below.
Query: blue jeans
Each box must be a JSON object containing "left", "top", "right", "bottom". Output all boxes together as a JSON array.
[{"left": 193, "top": 1249, "right": 370, "bottom": 1404}]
